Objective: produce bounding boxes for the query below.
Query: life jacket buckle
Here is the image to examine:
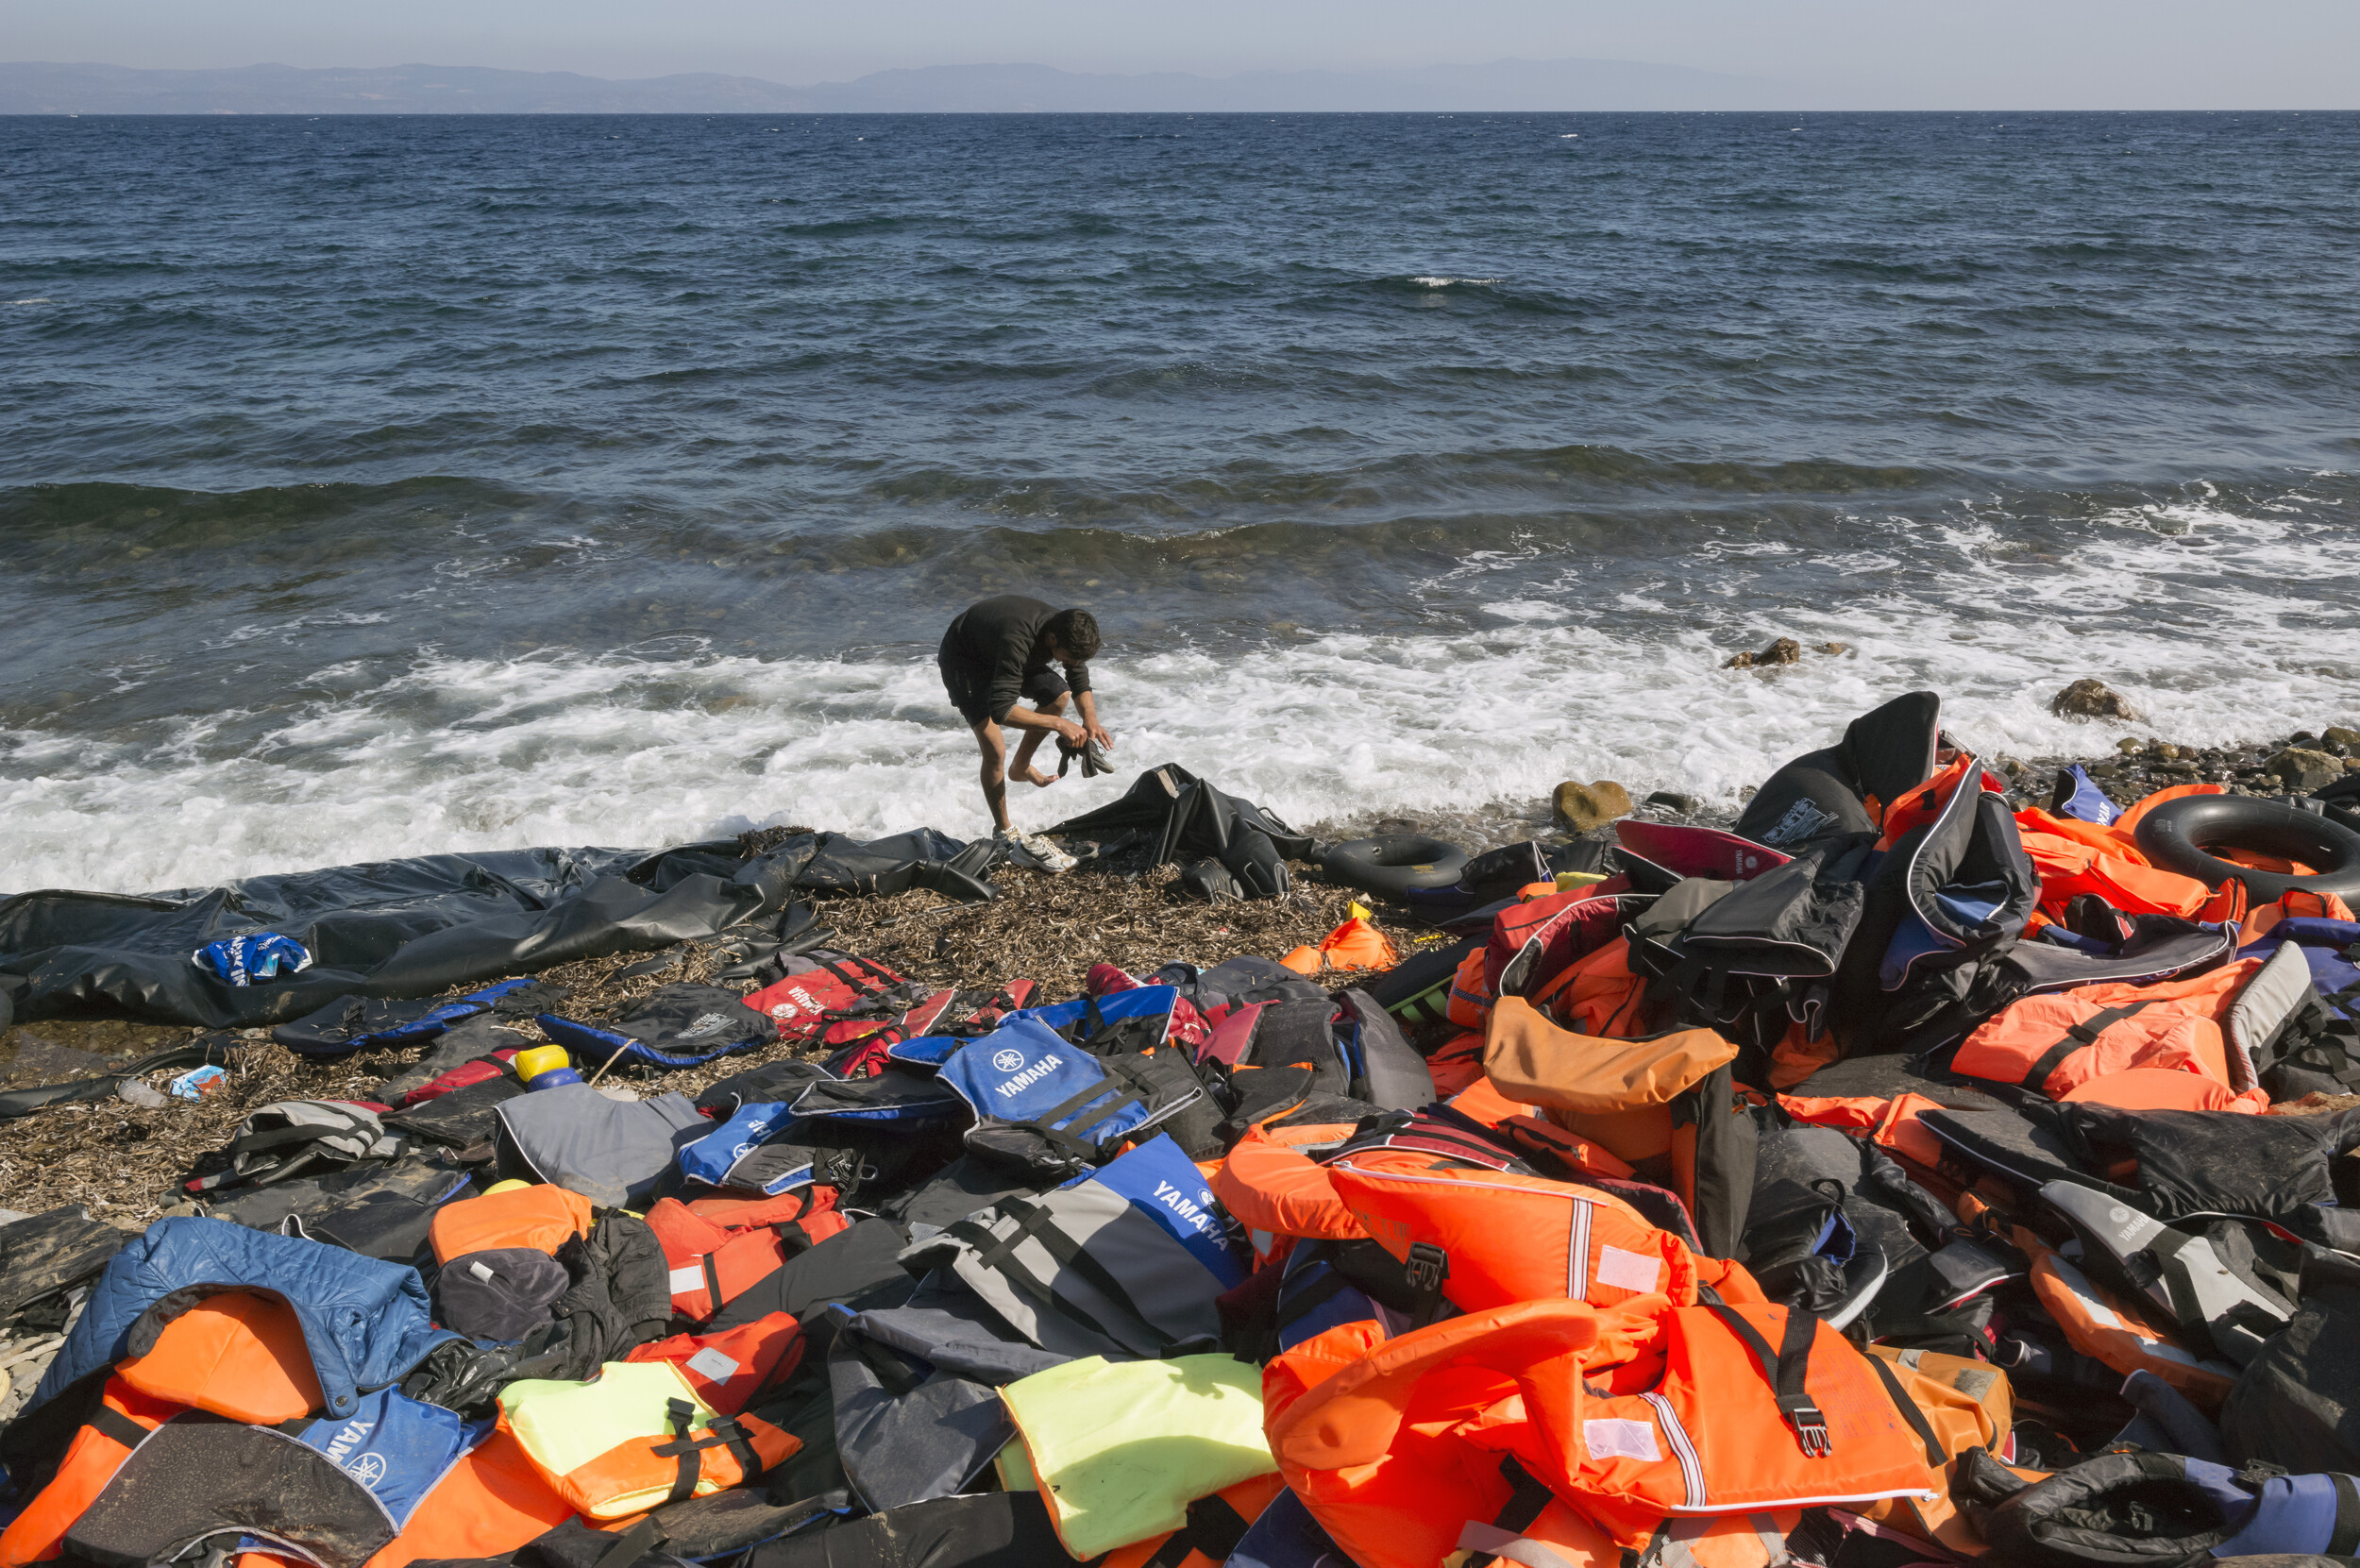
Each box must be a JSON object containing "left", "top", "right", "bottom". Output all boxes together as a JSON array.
[
  {"left": 1405, "top": 1242, "right": 1449, "bottom": 1293},
  {"left": 1781, "top": 1399, "right": 1831, "bottom": 1458}
]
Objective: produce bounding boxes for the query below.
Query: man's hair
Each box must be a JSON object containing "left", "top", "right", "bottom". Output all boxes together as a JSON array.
[{"left": 1044, "top": 608, "right": 1101, "bottom": 663}]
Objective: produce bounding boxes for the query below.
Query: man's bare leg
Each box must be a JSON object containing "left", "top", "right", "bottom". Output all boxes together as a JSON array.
[
  {"left": 1008, "top": 692, "right": 1068, "bottom": 787},
  {"left": 974, "top": 719, "right": 1014, "bottom": 833}
]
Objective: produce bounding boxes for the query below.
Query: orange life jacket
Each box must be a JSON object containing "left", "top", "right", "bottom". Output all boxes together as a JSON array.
[
  {"left": 113, "top": 1290, "right": 323, "bottom": 1424},
  {"left": 620, "top": 1312, "right": 804, "bottom": 1414},
  {"left": 1850, "top": 1346, "right": 2017, "bottom": 1556},
  {"left": 2014, "top": 785, "right": 2247, "bottom": 923},
  {"left": 1484, "top": 995, "right": 1738, "bottom": 1165},
  {"left": 0, "top": 1378, "right": 182, "bottom": 1568},
  {"left": 1210, "top": 1126, "right": 1367, "bottom": 1272},
  {"left": 1447, "top": 946, "right": 1493, "bottom": 1032},
  {"left": 645, "top": 1193, "right": 851, "bottom": 1321},
  {"left": 346, "top": 1426, "right": 579, "bottom": 1568},
  {"left": 1868, "top": 754, "right": 1999, "bottom": 844},
  {"left": 1261, "top": 1316, "right": 1625, "bottom": 1568},
  {"left": 1096, "top": 1475, "right": 1287, "bottom": 1568},
  {"left": 1322, "top": 1148, "right": 1715, "bottom": 1314},
  {"left": 1424, "top": 1027, "right": 1487, "bottom": 1095},
  {"left": 1269, "top": 1298, "right": 1931, "bottom": 1555},
  {"left": 428, "top": 1184, "right": 595, "bottom": 1265},
  {"left": 1527, "top": 936, "right": 1656, "bottom": 1039},
  {"left": 499, "top": 1397, "right": 797, "bottom": 1523},
  {"left": 1949, "top": 958, "right": 2264, "bottom": 1102}
]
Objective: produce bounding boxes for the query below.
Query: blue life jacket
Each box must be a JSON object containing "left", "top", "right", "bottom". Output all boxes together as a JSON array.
[
  {"left": 937, "top": 1017, "right": 1158, "bottom": 1155},
  {"left": 679, "top": 1102, "right": 818, "bottom": 1196},
  {"left": 1005, "top": 985, "right": 1180, "bottom": 1044},
  {"left": 2051, "top": 765, "right": 2123, "bottom": 827},
  {"left": 31, "top": 1217, "right": 456, "bottom": 1425},
  {"left": 2201, "top": 1459, "right": 2360, "bottom": 1558},
  {"left": 1067, "top": 1132, "right": 1242, "bottom": 1290},
  {"left": 274, "top": 978, "right": 541, "bottom": 1058},
  {"left": 288, "top": 1386, "right": 489, "bottom": 1528}
]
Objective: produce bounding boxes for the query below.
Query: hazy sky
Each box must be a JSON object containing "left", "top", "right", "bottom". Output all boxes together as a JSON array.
[{"left": 7, "top": 0, "right": 2358, "bottom": 110}]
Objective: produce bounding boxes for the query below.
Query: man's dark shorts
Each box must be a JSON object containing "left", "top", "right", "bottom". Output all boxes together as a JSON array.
[{"left": 938, "top": 656, "right": 1069, "bottom": 727}]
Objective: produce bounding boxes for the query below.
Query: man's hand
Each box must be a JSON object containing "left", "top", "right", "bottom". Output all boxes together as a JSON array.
[
  {"left": 1051, "top": 717, "right": 1087, "bottom": 745},
  {"left": 1084, "top": 720, "right": 1113, "bottom": 750}
]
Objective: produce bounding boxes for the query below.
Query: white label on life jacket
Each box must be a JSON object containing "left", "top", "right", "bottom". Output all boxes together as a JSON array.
[
  {"left": 469, "top": 1260, "right": 497, "bottom": 1283},
  {"left": 1594, "top": 1245, "right": 1661, "bottom": 1293},
  {"left": 669, "top": 1264, "right": 706, "bottom": 1296},
  {"left": 1583, "top": 1419, "right": 1660, "bottom": 1462},
  {"left": 685, "top": 1347, "right": 741, "bottom": 1382}
]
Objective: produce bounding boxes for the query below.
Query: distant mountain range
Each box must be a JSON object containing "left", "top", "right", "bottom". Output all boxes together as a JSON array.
[{"left": 0, "top": 58, "right": 1799, "bottom": 115}]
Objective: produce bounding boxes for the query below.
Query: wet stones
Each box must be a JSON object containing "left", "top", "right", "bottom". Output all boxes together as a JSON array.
[
  {"left": 2050, "top": 679, "right": 2142, "bottom": 722},
  {"left": 1724, "top": 637, "right": 1802, "bottom": 669},
  {"left": 1553, "top": 780, "right": 1633, "bottom": 835},
  {"left": 2266, "top": 748, "right": 2346, "bottom": 793}
]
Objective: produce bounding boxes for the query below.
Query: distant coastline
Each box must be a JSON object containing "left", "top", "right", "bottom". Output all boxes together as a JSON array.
[{"left": 0, "top": 57, "right": 1796, "bottom": 116}]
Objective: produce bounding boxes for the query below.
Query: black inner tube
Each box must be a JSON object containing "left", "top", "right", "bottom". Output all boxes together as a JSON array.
[
  {"left": 1320, "top": 835, "right": 1471, "bottom": 895},
  {"left": 2132, "top": 795, "right": 2360, "bottom": 902}
]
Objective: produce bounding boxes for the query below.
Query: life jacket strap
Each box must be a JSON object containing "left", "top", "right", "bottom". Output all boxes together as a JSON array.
[
  {"left": 1139, "top": 1492, "right": 1254, "bottom": 1568},
  {"left": 1457, "top": 1458, "right": 1574, "bottom": 1568},
  {"left": 1863, "top": 1352, "right": 1947, "bottom": 1469},
  {"left": 591, "top": 1514, "right": 665, "bottom": 1568},
  {"left": 700, "top": 1247, "right": 727, "bottom": 1314},
  {"left": 951, "top": 1197, "right": 1187, "bottom": 1357},
  {"left": 1019, "top": 1063, "right": 1149, "bottom": 1157},
  {"left": 2021, "top": 1001, "right": 2156, "bottom": 1091},
  {"left": 649, "top": 1399, "right": 761, "bottom": 1505},
  {"left": 2330, "top": 1472, "right": 2360, "bottom": 1556},
  {"left": 1704, "top": 1303, "right": 1829, "bottom": 1457},
  {"left": 1405, "top": 1242, "right": 1452, "bottom": 1329},
  {"left": 87, "top": 1402, "right": 154, "bottom": 1449}
]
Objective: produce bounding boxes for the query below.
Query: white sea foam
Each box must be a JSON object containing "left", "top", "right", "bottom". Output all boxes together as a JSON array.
[{"left": 3, "top": 495, "right": 2354, "bottom": 896}]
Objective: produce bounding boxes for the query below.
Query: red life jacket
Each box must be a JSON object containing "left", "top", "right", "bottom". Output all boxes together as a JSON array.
[
  {"left": 743, "top": 956, "right": 912, "bottom": 1051},
  {"left": 645, "top": 1190, "right": 848, "bottom": 1321}
]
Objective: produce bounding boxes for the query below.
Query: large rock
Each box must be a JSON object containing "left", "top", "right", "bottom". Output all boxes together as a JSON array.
[
  {"left": 1553, "top": 780, "right": 1633, "bottom": 834},
  {"left": 2324, "top": 725, "right": 2360, "bottom": 752},
  {"left": 1725, "top": 638, "right": 1803, "bottom": 670},
  {"left": 2049, "top": 679, "right": 2142, "bottom": 722},
  {"left": 2267, "top": 748, "right": 2345, "bottom": 793}
]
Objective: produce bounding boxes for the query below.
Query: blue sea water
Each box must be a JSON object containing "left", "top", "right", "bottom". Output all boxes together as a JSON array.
[{"left": 2, "top": 110, "right": 2356, "bottom": 892}]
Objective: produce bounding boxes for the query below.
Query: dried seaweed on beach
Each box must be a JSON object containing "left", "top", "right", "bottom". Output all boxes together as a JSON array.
[{"left": 0, "top": 861, "right": 1419, "bottom": 1221}]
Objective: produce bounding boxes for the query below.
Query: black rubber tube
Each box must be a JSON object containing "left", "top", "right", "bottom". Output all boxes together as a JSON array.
[
  {"left": 2132, "top": 795, "right": 2360, "bottom": 902},
  {"left": 1319, "top": 835, "right": 1472, "bottom": 897}
]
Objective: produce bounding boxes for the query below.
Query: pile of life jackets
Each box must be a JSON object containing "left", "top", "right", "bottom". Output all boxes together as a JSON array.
[{"left": 8, "top": 686, "right": 2360, "bottom": 1568}]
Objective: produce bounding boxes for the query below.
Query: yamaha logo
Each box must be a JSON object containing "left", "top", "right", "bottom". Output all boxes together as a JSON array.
[
  {"left": 349, "top": 1453, "right": 387, "bottom": 1488},
  {"left": 991, "top": 1049, "right": 1025, "bottom": 1072}
]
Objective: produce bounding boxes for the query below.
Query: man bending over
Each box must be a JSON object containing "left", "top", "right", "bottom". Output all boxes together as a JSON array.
[{"left": 937, "top": 596, "right": 1114, "bottom": 869}]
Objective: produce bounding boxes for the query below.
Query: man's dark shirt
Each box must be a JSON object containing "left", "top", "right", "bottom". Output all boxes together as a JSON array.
[{"left": 938, "top": 596, "right": 1092, "bottom": 724}]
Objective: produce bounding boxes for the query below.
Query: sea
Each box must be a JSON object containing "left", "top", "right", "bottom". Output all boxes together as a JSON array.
[{"left": 4, "top": 110, "right": 2357, "bottom": 896}]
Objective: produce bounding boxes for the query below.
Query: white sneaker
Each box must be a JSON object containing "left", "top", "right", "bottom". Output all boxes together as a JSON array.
[{"left": 997, "top": 828, "right": 1077, "bottom": 873}]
